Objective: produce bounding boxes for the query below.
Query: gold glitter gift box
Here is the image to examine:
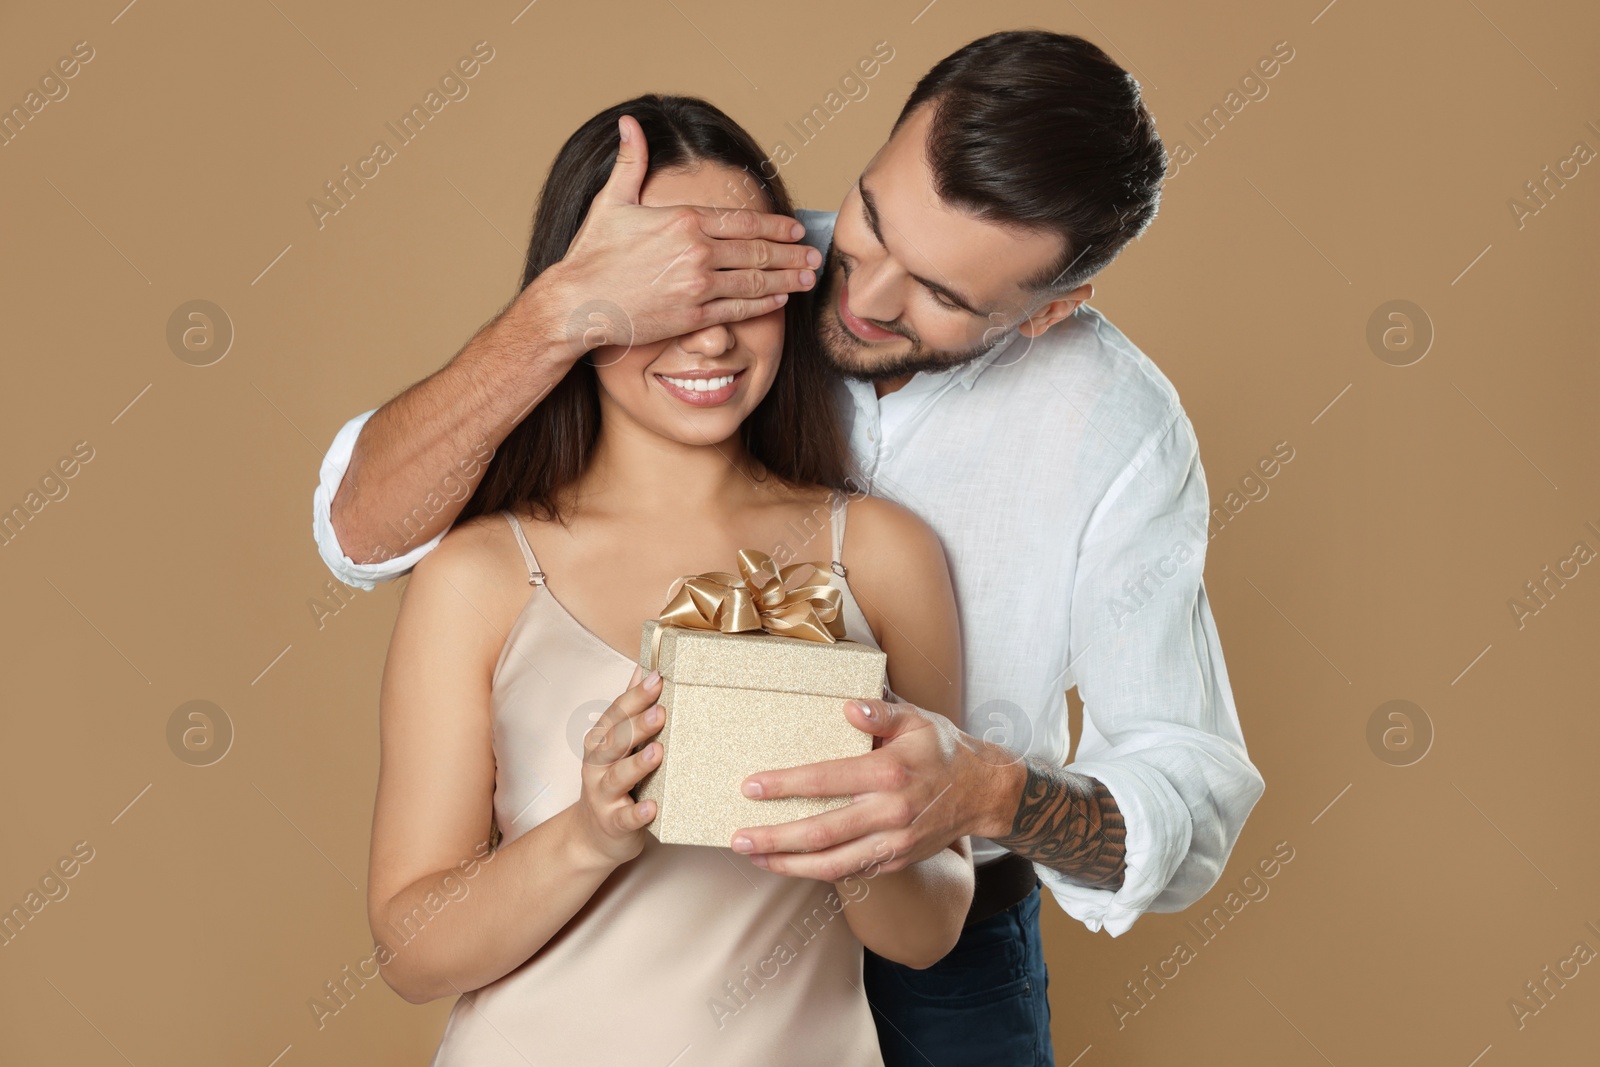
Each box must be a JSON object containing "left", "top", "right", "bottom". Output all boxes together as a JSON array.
[{"left": 632, "top": 619, "right": 888, "bottom": 847}]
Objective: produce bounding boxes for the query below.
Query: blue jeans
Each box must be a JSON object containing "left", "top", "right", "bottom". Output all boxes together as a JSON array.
[{"left": 862, "top": 884, "right": 1055, "bottom": 1066}]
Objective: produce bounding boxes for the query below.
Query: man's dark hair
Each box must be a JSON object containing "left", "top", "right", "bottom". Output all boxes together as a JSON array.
[{"left": 893, "top": 30, "right": 1167, "bottom": 295}]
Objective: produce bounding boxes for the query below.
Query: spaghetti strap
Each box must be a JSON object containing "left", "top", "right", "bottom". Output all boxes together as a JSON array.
[
  {"left": 500, "top": 511, "right": 546, "bottom": 586},
  {"left": 828, "top": 490, "right": 849, "bottom": 578}
]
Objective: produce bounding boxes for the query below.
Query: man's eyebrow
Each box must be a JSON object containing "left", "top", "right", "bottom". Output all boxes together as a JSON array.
[{"left": 858, "top": 178, "right": 989, "bottom": 316}]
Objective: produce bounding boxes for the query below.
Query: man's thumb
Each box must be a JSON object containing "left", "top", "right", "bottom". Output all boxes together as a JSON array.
[{"left": 598, "top": 115, "right": 648, "bottom": 206}]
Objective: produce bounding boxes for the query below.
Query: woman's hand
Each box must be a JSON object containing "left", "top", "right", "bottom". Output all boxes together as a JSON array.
[{"left": 570, "top": 666, "right": 667, "bottom": 868}]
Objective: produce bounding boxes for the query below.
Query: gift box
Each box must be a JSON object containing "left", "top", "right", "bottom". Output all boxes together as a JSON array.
[{"left": 631, "top": 551, "right": 888, "bottom": 847}]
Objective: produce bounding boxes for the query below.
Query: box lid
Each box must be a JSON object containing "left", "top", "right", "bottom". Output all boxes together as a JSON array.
[{"left": 640, "top": 620, "right": 886, "bottom": 699}]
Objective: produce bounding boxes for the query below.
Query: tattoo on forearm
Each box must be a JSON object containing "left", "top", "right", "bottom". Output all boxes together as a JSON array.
[{"left": 997, "top": 759, "right": 1126, "bottom": 890}]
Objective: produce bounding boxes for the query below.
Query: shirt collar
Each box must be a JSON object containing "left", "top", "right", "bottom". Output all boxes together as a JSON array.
[
  {"left": 950, "top": 326, "right": 1028, "bottom": 390},
  {"left": 952, "top": 305, "right": 1092, "bottom": 389}
]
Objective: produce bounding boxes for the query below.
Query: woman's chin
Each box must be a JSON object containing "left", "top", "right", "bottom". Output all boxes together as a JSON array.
[{"left": 657, "top": 416, "right": 745, "bottom": 449}]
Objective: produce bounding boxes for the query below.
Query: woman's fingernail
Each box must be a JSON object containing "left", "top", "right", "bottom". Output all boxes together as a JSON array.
[
  {"left": 750, "top": 855, "right": 769, "bottom": 870},
  {"left": 801, "top": 270, "right": 815, "bottom": 287},
  {"left": 646, "top": 705, "right": 663, "bottom": 726},
  {"left": 644, "top": 670, "right": 660, "bottom": 688},
  {"left": 741, "top": 780, "right": 762, "bottom": 798},
  {"left": 732, "top": 835, "right": 753, "bottom": 853}
]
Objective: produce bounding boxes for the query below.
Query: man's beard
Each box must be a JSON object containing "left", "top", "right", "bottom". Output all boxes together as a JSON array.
[{"left": 811, "top": 244, "right": 1010, "bottom": 382}]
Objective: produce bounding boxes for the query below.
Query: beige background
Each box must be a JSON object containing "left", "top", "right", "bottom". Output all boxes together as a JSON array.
[{"left": 2, "top": 0, "right": 1597, "bottom": 1064}]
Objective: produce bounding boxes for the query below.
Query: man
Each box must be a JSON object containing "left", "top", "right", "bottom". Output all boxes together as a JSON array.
[{"left": 314, "top": 31, "right": 1264, "bottom": 1066}]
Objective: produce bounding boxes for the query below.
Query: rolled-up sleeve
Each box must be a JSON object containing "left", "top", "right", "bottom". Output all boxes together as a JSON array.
[
  {"left": 312, "top": 408, "right": 444, "bottom": 589},
  {"left": 1039, "top": 409, "right": 1266, "bottom": 937}
]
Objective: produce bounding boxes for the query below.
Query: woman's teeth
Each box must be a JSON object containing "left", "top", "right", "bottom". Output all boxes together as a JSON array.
[{"left": 659, "top": 374, "right": 736, "bottom": 392}]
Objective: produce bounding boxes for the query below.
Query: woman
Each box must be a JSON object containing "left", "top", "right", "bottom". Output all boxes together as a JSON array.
[{"left": 366, "top": 95, "right": 973, "bottom": 1066}]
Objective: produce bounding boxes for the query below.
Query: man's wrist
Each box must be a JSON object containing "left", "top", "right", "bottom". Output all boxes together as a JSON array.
[
  {"left": 965, "top": 737, "right": 1029, "bottom": 841},
  {"left": 980, "top": 757, "right": 1129, "bottom": 892},
  {"left": 461, "top": 265, "right": 587, "bottom": 386}
]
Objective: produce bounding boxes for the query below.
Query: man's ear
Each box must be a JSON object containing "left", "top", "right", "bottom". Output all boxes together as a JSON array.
[{"left": 1018, "top": 282, "right": 1093, "bottom": 338}]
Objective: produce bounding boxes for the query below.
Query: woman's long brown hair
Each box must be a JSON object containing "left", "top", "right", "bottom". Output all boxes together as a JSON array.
[{"left": 456, "top": 94, "right": 850, "bottom": 526}]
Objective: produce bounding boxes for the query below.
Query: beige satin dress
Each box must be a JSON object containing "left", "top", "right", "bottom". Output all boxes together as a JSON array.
[{"left": 428, "top": 490, "right": 885, "bottom": 1067}]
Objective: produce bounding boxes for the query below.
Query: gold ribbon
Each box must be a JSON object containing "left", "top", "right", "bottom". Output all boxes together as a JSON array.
[{"left": 647, "top": 549, "right": 845, "bottom": 670}]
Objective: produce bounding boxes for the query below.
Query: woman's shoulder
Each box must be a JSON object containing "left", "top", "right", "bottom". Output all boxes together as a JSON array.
[
  {"left": 840, "top": 493, "right": 950, "bottom": 588},
  {"left": 843, "top": 493, "right": 943, "bottom": 556},
  {"left": 836, "top": 492, "right": 961, "bottom": 710},
  {"left": 406, "top": 511, "right": 529, "bottom": 618},
  {"left": 415, "top": 510, "right": 514, "bottom": 571}
]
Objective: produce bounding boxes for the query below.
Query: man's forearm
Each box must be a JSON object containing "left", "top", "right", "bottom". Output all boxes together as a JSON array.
[
  {"left": 331, "top": 274, "right": 580, "bottom": 565},
  {"left": 985, "top": 756, "right": 1127, "bottom": 890}
]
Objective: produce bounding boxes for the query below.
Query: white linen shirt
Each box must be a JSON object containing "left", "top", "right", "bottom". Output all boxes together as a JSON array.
[{"left": 312, "top": 209, "right": 1264, "bottom": 937}]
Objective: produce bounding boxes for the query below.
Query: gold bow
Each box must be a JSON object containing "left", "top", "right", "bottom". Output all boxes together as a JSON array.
[{"left": 649, "top": 549, "right": 845, "bottom": 668}]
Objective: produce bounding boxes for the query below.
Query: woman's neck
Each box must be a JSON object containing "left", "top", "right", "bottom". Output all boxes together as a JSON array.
[{"left": 574, "top": 410, "right": 768, "bottom": 520}]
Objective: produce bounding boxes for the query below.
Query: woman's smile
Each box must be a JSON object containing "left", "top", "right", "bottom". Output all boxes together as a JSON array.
[{"left": 652, "top": 367, "right": 747, "bottom": 406}]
